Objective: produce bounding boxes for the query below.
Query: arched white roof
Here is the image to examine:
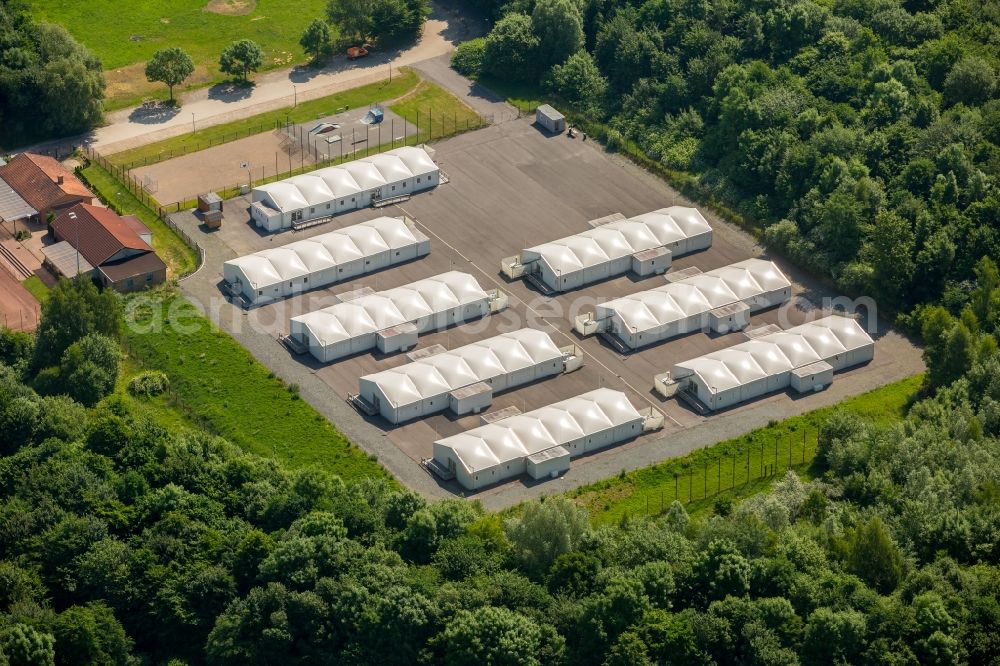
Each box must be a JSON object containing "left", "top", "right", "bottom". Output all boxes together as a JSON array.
[
  {"left": 436, "top": 388, "right": 642, "bottom": 474},
  {"left": 523, "top": 206, "right": 713, "bottom": 275},
  {"left": 224, "top": 217, "right": 421, "bottom": 290},
  {"left": 674, "top": 315, "right": 874, "bottom": 394},
  {"left": 251, "top": 147, "right": 439, "bottom": 212},
  {"left": 597, "top": 259, "right": 791, "bottom": 334},
  {"left": 256, "top": 182, "right": 309, "bottom": 212},
  {"left": 291, "top": 271, "right": 489, "bottom": 347},
  {"left": 391, "top": 146, "right": 439, "bottom": 177},
  {"left": 313, "top": 167, "right": 363, "bottom": 197},
  {"left": 361, "top": 329, "right": 563, "bottom": 407}
]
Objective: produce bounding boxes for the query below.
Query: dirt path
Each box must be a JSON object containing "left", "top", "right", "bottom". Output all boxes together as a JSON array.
[
  {"left": 92, "top": 3, "right": 484, "bottom": 155},
  {"left": 0, "top": 268, "right": 40, "bottom": 332}
]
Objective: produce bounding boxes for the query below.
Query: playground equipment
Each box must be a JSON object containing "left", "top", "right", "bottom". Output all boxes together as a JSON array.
[
  {"left": 360, "top": 107, "right": 384, "bottom": 125},
  {"left": 309, "top": 122, "right": 339, "bottom": 134}
]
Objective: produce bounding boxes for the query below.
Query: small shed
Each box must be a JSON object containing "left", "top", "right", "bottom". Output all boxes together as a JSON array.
[
  {"left": 526, "top": 446, "right": 570, "bottom": 480},
  {"left": 198, "top": 192, "right": 222, "bottom": 213},
  {"left": 536, "top": 104, "right": 566, "bottom": 133},
  {"left": 448, "top": 382, "right": 493, "bottom": 416},
  {"left": 790, "top": 361, "right": 833, "bottom": 393}
]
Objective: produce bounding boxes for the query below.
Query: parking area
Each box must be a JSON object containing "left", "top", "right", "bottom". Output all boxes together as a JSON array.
[
  {"left": 174, "top": 117, "right": 922, "bottom": 507},
  {"left": 132, "top": 105, "right": 417, "bottom": 205}
]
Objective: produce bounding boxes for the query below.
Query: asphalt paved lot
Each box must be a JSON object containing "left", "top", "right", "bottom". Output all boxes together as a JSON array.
[{"left": 173, "top": 117, "right": 923, "bottom": 508}]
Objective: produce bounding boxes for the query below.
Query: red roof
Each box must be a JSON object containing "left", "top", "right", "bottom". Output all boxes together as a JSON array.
[
  {"left": 0, "top": 153, "right": 94, "bottom": 213},
  {"left": 51, "top": 203, "right": 153, "bottom": 267}
]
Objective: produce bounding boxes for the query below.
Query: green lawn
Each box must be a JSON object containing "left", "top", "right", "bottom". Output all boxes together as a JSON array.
[
  {"left": 77, "top": 162, "right": 199, "bottom": 278},
  {"left": 475, "top": 75, "right": 544, "bottom": 113},
  {"left": 390, "top": 80, "right": 485, "bottom": 142},
  {"left": 108, "top": 70, "right": 421, "bottom": 169},
  {"left": 569, "top": 375, "right": 923, "bottom": 525},
  {"left": 21, "top": 275, "right": 49, "bottom": 305},
  {"left": 122, "top": 290, "right": 391, "bottom": 482},
  {"left": 29, "top": 0, "right": 337, "bottom": 109}
]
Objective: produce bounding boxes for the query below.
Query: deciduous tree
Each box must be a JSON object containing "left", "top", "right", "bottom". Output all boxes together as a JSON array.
[{"left": 144, "top": 47, "right": 194, "bottom": 102}]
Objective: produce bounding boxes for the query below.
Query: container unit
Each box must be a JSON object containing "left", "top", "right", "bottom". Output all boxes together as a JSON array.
[
  {"left": 250, "top": 146, "right": 439, "bottom": 231},
  {"left": 511, "top": 206, "right": 712, "bottom": 292},
  {"left": 535, "top": 104, "right": 566, "bottom": 133},
  {"left": 357, "top": 328, "right": 570, "bottom": 424},
  {"left": 290, "top": 271, "right": 503, "bottom": 364},
  {"left": 432, "top": 388, "right": 646, "bottom": 491},
  {"left": 790, "top": 361, "right": 834, "bottom": 393},
  {"left": 223, "top": 216, "right": 429, "bottom": 306},
  {"left": 589, "top": 259, "right": 791, "bottom": 349},
  {"left": 663, "top": 315, "right": 875, "bottom": 410}
]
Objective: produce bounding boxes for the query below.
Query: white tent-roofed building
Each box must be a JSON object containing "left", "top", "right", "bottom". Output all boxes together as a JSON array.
[
  {"left": 356, "top": 329, "right": 582, "bottom": 424},
  {"left": 223, "top": 216, "right": 430, "bottom": 306},
  {"left": 657, "top": 315, "right": 875, "bottom": 410},
  {"left": 289, "top": 271, "right": 508, "bottom": 363},
  {"left": 250, "top": 146, "right": 439, "bottom": 231},
  {"left": 432, "top": 388, "right": 657, "bottom": 490},
  {"left": 504, "top": 206, "right": 712, "bottom": 291},
  {"left": 580, "top": 259, "right": 792, "bottom": 349}
]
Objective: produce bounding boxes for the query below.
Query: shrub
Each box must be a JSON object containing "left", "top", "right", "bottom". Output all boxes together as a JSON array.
[
  {"left": 127, "top": 371, "right": 170, "bottom": 397},
  {"left": 452, "top": 38, "right": 486, "bottom": 77}
]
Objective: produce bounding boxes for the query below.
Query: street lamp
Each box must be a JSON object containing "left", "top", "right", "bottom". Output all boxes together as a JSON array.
[
  {"left": 293, "top": 84, "right": 297, "bottom": 107},
  {"left": 191, "top": 113, "right": 195, "bottom": 132}
]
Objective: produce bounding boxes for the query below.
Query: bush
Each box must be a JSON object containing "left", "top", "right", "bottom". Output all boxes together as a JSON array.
[
  {"left": 127, "top": 371, "right": 170, "bottom": 397},
  {"left": 452, "top": 38, "right": 486, "bottom": 77}
]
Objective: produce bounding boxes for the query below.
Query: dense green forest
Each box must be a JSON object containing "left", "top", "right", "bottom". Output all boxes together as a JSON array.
[
  {"left": 457, "top": 0, "right": 999, "bottom": 317},
  {"left": 0, "top": 0, "right": 105, "bottom": 147},
  {"left": 1, "top": 273, "right": 999, "bottom": 662}
]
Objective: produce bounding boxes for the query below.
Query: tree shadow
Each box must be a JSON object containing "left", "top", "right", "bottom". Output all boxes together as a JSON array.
[
  {"left": 127, "top": 102, "right": 182, "bottom": 125},
  {"left": 208, "top": 81, "right": 255, "bottom": 103},
  {"left": 289, "top": 63, "right": 323, "bottom": 83}
]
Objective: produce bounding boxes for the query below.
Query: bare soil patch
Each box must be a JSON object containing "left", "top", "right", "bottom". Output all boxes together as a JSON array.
[{"left": 204, "top": 0, "right": 256, "bottom": 16}]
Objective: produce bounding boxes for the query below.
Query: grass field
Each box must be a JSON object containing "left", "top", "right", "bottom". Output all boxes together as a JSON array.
[
  {"left": 569, "top": 375, "right": 923, "bottom": 525},
  {"left": 78, "top": 162, "right": 199, "bottom": 278},
  {"left": 389, "top": 80, "right": 484, "bottom": 142},
  {"left": 476, "top": 76, "right": 544, "bottom": 113},
  {"left": 29, "top": 0, "right": 335, "bottom": 109},
  {"left": 108, "top": 70, "right": 422, "bottom": 170},
  {"left": 122, "top": 289, "right": 391, "bottom": 482},
  {"left": 21, "top": 276, "right": 50, "bottom": 305}
]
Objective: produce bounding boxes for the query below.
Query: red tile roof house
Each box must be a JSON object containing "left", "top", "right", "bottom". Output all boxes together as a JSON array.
[
  {"left": 0, "top": 153, "right": 96, "bottom": 223},
  {"left": 50, "top": 203, "right": 166, "bottom": 292}
]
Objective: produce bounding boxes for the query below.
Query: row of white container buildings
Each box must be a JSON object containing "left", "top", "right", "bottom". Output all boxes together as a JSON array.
[
  {"left": 661, "top": 315, "right": 875, "bottom": 410},
  {"left": 432, "top": 388, "right": 651, "bottom": 490},
  {"left": 290, "top": 271, "right": 506, "bottom": 363},
  {"left": 510, "top": 206, "right": 713, "bottom": 291},
  {"left": 223, "top": 216, "right": 429, "bottom": 305},
  {"left": 250, "top": 146, "right": 440, "bottom": 231},
  {"left": 358, "top": 329, "right": 581, "bottom": 424},
  {"left": 588, "top": 258, "right": 792, "bottom": 349}
]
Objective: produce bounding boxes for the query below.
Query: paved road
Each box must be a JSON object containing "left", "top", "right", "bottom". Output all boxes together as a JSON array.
[
  {"left": 410, "top": 55, "right": 519, "bottom": 121},
  {"left": 23, "top": 2, "right": 485, "bottom": 157}
]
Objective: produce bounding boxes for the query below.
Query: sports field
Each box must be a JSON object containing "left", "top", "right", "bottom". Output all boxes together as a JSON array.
[{"left": 29, "top": 0, "right": 334, "bottom": 108}]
